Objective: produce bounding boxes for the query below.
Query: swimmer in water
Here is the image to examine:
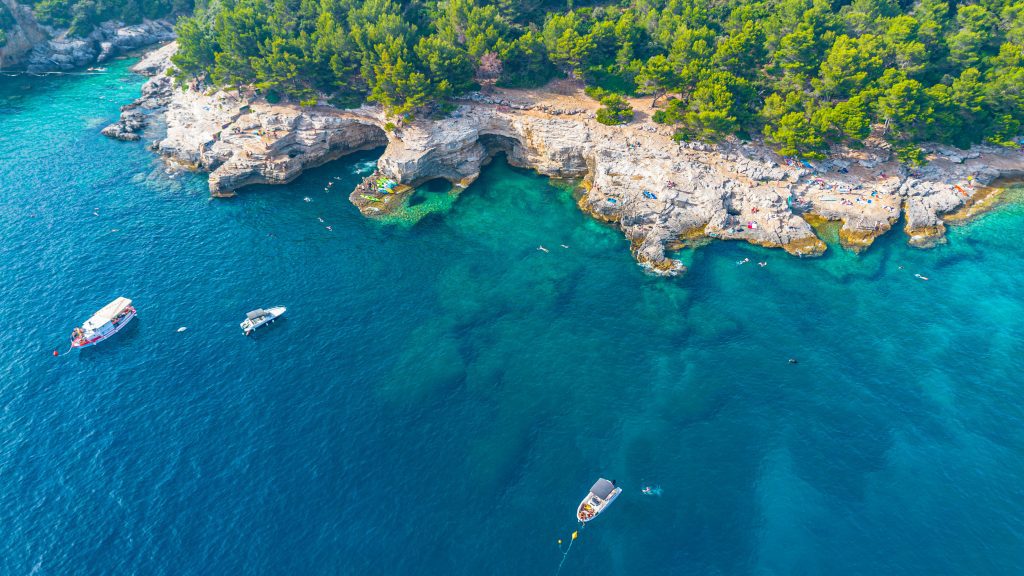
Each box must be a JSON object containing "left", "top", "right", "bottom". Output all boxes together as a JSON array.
[
  {"left": 737, "top": 258, "right": 750, "bottom": 265},
  {"left": 758, "top": 261, "right": 767, "bottom": 267},
  {"left": 537, "top": 245, "right": 549, "bottom": 253},
  {"left": 641, "top": 485, "right": 663, "bottom": 496}
]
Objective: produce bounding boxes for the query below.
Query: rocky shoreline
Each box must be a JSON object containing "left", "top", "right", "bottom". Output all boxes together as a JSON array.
[
  {"left": 0, "top": 0, "right": 173, "bottom": 72},
  {"left": 100, "top": 41, "right": 176, "bottom": 141},
  {"left": 109, "top": 46, "right": 1024, "bottom": 275}
]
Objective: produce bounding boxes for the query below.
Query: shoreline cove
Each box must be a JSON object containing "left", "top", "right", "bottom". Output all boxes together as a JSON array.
[{"left": 107, "top": 44, "right": 1024, "bottom": 275}]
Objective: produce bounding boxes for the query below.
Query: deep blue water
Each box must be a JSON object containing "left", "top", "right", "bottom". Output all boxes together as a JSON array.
[{"left": 2, "top": 60, "right": 1024, "bottom": 575}]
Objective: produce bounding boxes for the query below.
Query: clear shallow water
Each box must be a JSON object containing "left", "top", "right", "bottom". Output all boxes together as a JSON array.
[{"left": 2, "top": 61, "right": 1024, "bottom": 575}]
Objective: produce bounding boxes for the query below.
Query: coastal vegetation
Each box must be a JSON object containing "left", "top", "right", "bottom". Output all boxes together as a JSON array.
[
  {"left": 158, "top": 0, "right": 1024, "bottom": 157},
  {"left": 591, "top": 90, "right": 635, "bottom": 125}
]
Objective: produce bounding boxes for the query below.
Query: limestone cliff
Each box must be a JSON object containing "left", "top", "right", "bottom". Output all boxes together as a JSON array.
[
  {"left": 0, "top": 0, "right": 47, "bottom": 69},
  {"left": 113, "top": 56, "right": 1024, "bottom": 275},
  {"left": 0, "top": 0, "right": 173, "bottom": 71}
]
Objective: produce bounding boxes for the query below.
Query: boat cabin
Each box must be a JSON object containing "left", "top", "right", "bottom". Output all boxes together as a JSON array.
[{"left": 577, "top": 478, "right": 620, "bottom": 522}]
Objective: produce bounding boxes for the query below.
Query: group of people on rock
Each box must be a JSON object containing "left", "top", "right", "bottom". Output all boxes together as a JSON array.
[{"left": 353, "top": 171, "right": 383, "bottom": 198}]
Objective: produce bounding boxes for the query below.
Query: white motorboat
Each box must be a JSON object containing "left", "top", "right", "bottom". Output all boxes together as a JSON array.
[
  {"left": 241, "top": 306, "right": 286, "bottom": 335},
  {"left": 70, "top": 297, "right": 136, "bottom": 348},
  {"left": 577, "top": 478, "right": 622, "bottom": 523}
]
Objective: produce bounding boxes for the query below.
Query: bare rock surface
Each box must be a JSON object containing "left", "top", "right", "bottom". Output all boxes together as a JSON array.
[
  {"left": 0, "top": 1, "right": 174, "bottom": 72},
  {"left": 125, "top": 51, "right": 1024, "bottom": 274},
  {"left": 28, "top": 19, "right": 174, "bottom": 72},
  {"left": 0, "top": 0, "right": 49, "bottom": 69}
]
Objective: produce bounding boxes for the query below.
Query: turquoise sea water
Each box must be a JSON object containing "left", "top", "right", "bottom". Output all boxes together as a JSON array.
[{"left": 2, "top": 61, "right": 1024, "bottom": 575}]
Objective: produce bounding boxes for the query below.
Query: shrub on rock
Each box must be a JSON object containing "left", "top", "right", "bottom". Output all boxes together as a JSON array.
[{"left": 596, "top": 94, "right": 633, "bottom": 126}]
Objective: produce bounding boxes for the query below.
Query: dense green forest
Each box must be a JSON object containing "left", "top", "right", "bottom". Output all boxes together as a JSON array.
[{"left": 160, "top": 0, "right": 1023, "bottom": 156}]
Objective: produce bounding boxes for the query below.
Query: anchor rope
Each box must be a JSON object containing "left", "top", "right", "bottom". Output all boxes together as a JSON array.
[{"left": 554, "top": 523, "right": 584, "bottom": 576}]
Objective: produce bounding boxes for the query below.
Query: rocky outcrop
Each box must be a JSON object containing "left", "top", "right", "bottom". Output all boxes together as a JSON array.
[
  {"left": 147, "top": 84, "right": 389, "bottom": 194},
  {"left": 101, "top": 41, "right": 176, "bottom": 141},
  {"left": 122, "top": 50, "right": 1024, "bottom": 275},
  {"left": 0, "top": 0, "right": 173, "bottom": 71},
  {"left": 28, "top": 18, "right": 174, "bottom": 72},
  {"left": 127, "top": 38, "right": 176, "bottom": 75},
  {"left": 101, "top": 109, "right": 147, "bottom": 141},
  {"left": 0, "top": 0, "right": 48, "bottom": 69}
]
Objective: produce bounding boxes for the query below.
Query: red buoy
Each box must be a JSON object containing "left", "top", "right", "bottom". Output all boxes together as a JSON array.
[{"left": 52, "top": 350, "right": 59, "bottom": 357}]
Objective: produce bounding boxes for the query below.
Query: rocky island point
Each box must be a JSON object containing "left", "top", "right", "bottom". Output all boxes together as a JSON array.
[{"left": 102, "top": 42, "right": 1024, "bottom": 275}]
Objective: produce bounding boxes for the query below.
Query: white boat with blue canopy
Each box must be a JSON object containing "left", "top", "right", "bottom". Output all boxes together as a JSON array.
[
  {"left": 577, "top": 478, "right": 621, "bottom": 523},
  {"left": 240, "top": 306, "right": 286, "bottom": 335}
]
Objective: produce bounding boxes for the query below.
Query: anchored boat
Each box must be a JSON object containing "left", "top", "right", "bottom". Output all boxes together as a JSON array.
[
  {"left": 70, "top": 297, "right": 136, "bottom": 348},
  {"left": 577, "top": 478, "right": 622, "bottom": 523},
  {"left": 241, "top": 306, "right": 286, "bottom": 335}
]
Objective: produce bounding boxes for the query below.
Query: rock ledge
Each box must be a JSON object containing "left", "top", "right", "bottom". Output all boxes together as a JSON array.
[{"left": 113, "top": 51, "right": 1024, "bottom": 274}]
